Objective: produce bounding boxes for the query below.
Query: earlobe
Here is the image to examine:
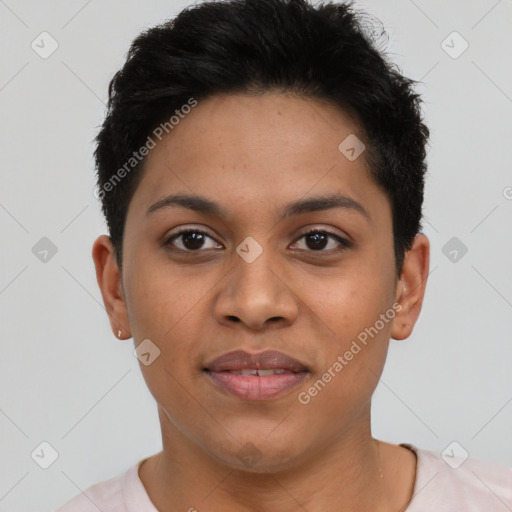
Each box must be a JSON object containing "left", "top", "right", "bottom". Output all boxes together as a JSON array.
[
  {"left": 391, "top": 233, "right": 430, "bottom": 341},
  {"left": 92, "top": 235, "right": 132, "bottom": 339}
]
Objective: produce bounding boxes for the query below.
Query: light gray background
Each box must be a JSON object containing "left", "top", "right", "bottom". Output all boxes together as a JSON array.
[{"left": 1, "top": 0, "right": 511, "bottom": 510}]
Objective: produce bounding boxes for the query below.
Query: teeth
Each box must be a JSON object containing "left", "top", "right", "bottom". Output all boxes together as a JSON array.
[
  {"left": 258, "top": 369, "right": 285, "bottom": 376},
  {"left": 227, "top": 369, "right": 289, "bottom": 376},
  {"left": 240, "top": 369, "right": 258, "bottom": 376}
]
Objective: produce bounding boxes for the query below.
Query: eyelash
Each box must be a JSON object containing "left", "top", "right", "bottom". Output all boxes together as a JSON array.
[{"left": 164, "top": 228, "right": 352, "bottom": 254}]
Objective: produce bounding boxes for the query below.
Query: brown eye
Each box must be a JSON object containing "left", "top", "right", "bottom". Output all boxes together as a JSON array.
[
  {"left": 165, "top": 229, "right": 222, "bottom": 251},
  {"left": 304, "top": 231, "right": 329, "bottom": 250},
  {"left": 292, "top": 229, "right": 351, "bottom": 253}
]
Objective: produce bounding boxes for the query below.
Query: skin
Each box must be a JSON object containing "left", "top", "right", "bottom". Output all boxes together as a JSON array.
[{"left": 92, "top": 91, "right": 430, "bottom": 512}]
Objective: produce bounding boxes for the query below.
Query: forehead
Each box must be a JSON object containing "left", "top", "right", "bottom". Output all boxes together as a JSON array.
[{"left": 127, "top": 92, "right": 390, "bottom": 226}]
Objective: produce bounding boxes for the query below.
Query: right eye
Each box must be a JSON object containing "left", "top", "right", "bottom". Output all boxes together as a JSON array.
[{"left": 164, "top": 229, "right": 224, "bottom": 252}]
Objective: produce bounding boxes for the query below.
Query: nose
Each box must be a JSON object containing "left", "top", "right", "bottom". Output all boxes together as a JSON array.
[{"left": 213, "top": 248, "right": 300, "bottom": 331}]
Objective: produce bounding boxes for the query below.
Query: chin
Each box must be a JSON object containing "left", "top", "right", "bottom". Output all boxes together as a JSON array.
[{"left": 205, "top": 431, "right": 307, "bottom": 474}]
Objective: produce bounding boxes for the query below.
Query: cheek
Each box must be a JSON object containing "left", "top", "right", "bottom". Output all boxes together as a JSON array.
[
  {"left": 125, "top": 258, "right": 209, "bottom": 340},
  {"left": 302, "top": 331, "right": 389, "bottom": 426},
  {"left": 307, "top": 280, "right": 393, "bottom": 403},
  {"left": 307, "top": 273, "right": 391, "bottom": 337},
  {"left": 129, "top": 301, "right": 209, "bottom": 426},
  {"left": 123, "top": 267, "right": 210, "bottom": 394}
]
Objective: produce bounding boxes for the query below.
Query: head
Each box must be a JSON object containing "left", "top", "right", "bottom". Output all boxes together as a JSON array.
[{"left": 93, "top": 0, "right": 430, "bottom": 472}]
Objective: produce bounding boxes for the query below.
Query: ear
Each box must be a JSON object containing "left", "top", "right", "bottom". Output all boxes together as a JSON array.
[
  {"left": 92, "top": 235, "right": 131, "bottom": 340},
  {"left": 391, "top": 233, "right": 430, "bottom": 341}
]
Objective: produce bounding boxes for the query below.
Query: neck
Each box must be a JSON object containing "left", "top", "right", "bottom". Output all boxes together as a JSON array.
[{"left": 139, "top": 405, "right": 396, "bottom": 512}]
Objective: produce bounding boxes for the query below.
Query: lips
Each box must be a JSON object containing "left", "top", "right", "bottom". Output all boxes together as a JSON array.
[
  {"left": 204, "top": 350, "right": 309, "bottom": 373},
  {"left": 203, "top": 350, "right": 309, "bottom": 400}
]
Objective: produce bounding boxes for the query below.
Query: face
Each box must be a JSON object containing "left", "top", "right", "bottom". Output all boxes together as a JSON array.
[{"left": 94, "top": 92, "right": 429, "bottom": 472}]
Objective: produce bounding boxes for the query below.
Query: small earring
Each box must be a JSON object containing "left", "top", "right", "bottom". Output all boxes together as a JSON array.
[{"left": 117, "top": 329, "right": 122, "bottom": 339}]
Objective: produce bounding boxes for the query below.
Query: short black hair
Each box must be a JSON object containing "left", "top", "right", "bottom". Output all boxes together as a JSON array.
[{"left": 94, "top": 0, "right": 429, "bottom": 277}]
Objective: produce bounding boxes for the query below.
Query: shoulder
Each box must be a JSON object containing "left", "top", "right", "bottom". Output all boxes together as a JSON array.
[
  {"left": 55, "top": 459, "right": 146, "bottom": 512},
  {"left": 404, "top": 443, "right": 512, "bottom": 511}
]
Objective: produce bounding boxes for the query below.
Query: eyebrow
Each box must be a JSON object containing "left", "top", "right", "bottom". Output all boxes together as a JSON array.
[{"left": 146, "top": 192, "right": 371, "bottom": 223}]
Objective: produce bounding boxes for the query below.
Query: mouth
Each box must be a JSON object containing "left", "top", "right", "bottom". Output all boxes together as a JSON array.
[{"left": 203, "top": 350, "right": 310, "bottom": 400}]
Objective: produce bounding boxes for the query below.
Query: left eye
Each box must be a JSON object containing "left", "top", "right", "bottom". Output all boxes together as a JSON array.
[
  {"left": 291, "top": 230, "right": 351, "bottom": 252},
  {"left": 164, "top": 229, "right": 350, "bottom": 253}
]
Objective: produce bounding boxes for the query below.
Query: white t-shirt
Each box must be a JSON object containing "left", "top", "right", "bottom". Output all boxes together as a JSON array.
[{"left": 55, "top": 444, "right": 512, "bottom": 511}]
